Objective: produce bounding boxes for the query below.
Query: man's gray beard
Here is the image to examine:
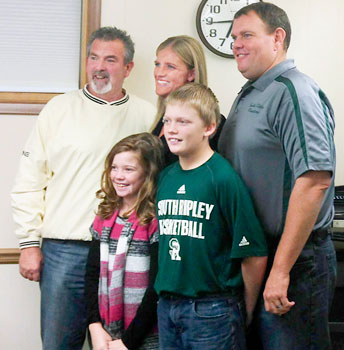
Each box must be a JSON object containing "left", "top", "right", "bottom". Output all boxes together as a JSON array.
[{"left": 90, "top": 80, "right": 112, "bottom": 95}]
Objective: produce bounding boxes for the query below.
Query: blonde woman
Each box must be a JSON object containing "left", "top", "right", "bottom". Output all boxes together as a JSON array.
[{"left": 152, "top": 35, "right": 225, "bottom": 166}]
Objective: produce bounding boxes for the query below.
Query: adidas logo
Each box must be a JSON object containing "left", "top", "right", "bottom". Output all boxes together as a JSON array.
[
  {"left": 239, "top": 236, "right": 250, "bottom": 247},
  {"left": 177, "top": 185, "right": 186, "bottom": 194}
]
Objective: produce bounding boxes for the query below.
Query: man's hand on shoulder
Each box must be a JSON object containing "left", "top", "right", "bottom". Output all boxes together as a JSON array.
[{"left": 19, "top": 247, "right": 43, "bottom": 282}]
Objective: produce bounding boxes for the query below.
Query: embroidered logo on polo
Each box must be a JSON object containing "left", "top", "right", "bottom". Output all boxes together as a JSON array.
[
  {"left": 177, "top": 185, "right": 186, "bottom": 194},
  {"left": 239, "top": 236, "right": 250, "bottom": 247},
  {"left": 248, "top": 103, "right": 264, "bottom": 115},
  {"left": 169, "top": 238, "right": 181, "bottom": 261}
]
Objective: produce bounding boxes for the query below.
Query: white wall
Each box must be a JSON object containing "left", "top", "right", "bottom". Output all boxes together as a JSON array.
[
  {"left": 1, "top": 1, "right": 343, "bottom": 348},
  {"left": 0, "top": 115, "right": 41, "bottom": 349},
  {"left": 0, "top": 265, "right": 41, "bottom": 350}
]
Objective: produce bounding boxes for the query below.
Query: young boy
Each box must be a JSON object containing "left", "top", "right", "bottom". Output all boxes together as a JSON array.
[{"left": 154, "top": 83, "right": 268, "bottom": 350}]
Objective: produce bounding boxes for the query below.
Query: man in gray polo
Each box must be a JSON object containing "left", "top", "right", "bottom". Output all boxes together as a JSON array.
[{"left": 219, "top": 2, "right": 336, "bottom": 349}]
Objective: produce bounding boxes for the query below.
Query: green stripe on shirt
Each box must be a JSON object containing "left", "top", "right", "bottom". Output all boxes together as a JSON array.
[
  {"left": 319, "top": 89, "right": 334, "bottom": 155},
  {"left": 275, "top": 76, "right": 309, "bottom": 167}
]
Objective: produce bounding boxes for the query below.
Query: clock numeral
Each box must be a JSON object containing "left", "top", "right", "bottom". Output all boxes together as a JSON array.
[
  {"left": 219, "top": 38, "right": 226, "bottom": 46},
  {"left": 205, "top": 17, "right": 213, "bottom": 25},
  {"left": 209, "top": 29, "right": 217, "bottom": 37},
  {"left": 230, "top": 42, "right": 234, "bottom": 50},
  {"left": 210, "top": 5, "right": 221, "bottom": 13},
  {"left": 220, "top": 0, "right": 228, "bottom": 4}
]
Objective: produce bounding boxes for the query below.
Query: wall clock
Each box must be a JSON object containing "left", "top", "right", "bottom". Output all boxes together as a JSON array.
[{"left": 196, "top": 0, "right": 261, "bottom": 58}]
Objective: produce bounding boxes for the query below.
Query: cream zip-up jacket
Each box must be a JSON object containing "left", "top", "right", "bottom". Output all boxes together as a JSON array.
[{"left": 11, "top": 87, "right": 156, "bottom": 249}]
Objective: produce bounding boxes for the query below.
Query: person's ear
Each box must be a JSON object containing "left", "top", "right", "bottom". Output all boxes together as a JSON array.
[
  {"left": 187, "top": 69, "right": 195, "bottom": 82},
  {"left": 204, "top": 122, "right": 217, "bottom": 137},
  {"left": 274, "top": 27, "right": 286, "bottom": 51},
  {"left": 124, "top": 61, "right": 134, "bottom": 78}
]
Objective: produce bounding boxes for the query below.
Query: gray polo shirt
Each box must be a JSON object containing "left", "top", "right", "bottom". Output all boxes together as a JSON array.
[{"left": 219, "top": 59, "right": 335, "bottom": 238}]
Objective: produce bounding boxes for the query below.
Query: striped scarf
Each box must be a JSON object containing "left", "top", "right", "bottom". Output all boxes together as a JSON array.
[{"left": 91, "top": 210, "right": 158, "bottom": 339}]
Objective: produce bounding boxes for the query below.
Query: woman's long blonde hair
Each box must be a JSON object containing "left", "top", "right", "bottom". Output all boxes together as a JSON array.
[
  {"left": 96, "top": 133, "right": 164, "bottom": 225},
  {"left": 151, "top": 35, "right": 208, "bottom": 131}
]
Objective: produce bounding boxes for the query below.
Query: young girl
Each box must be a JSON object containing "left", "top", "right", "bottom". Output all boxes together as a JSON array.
[{"left": 85, "top": 133, "right": 163, "bottom": 350}]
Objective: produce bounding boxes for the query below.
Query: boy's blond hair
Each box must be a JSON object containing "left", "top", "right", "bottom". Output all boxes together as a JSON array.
[{"left": 165, "top": 83, "right": 221, "bottom": 128}]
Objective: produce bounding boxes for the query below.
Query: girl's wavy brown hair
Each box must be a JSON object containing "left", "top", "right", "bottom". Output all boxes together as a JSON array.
[{"left": 96, "top": 133, "right": 164, "bottom": 225}]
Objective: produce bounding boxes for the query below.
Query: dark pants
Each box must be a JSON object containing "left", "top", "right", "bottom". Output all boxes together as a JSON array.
[{"left": 249, "top": 233, "right": 336, "bottom": 350}]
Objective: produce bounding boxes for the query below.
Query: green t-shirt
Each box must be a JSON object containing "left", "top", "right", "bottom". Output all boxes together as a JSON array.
[{"left": 154, "top": 152, "right": 267, "bottom": 298}]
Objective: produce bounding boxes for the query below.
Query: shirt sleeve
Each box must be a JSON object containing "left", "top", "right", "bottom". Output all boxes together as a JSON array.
[
  {"left": 217, "top": 164, "right": 268, "bottom": 259},
  {"left": 85, "top": 237, "right": 102, "bottom": 325},
  {"left": 121, "top": 242, "right": 159, "bottom": 349},
  {"left": 11, "top": 106, "right": 52, "bottom": 249},
  {"left": 272, "top": 80, "right": 335, "bottom": 180}
]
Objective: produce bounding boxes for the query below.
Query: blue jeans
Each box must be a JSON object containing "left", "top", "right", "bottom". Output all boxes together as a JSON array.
[
  {"left": 40, "top": 239, "right": 91, "bottom": 350},
  {"left": 256, "top": 234, "right": 336, "bottom": 350},
  {"left": 158, "top": 294, "right": 247, "bottom": 350}
]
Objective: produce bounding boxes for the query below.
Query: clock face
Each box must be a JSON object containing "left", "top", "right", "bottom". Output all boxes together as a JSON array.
[{"left": 196, "top": 0, "right": 260, "bottom": 58}]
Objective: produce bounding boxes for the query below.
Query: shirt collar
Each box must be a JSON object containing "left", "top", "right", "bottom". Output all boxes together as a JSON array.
[
  {"left": 82, "top": 85, "right": 129, "bottom": 105},
  {"left": 240, "top": 59, "right": 296, "bottom": 94},
  {"left": 251, "top": 59, "right": 296, "bottom": 91}
]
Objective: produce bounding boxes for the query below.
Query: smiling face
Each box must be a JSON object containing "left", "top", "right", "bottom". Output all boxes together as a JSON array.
[
  {"left": 110, "top": 151, "right": 145, "bottom": 209},
  {"left": 86, "top": 39, "right": 133, "bottom": 101},
  {"left": 231, "top": 11, "right": 285, "bottom": 81},
  {"left": 163, "top": 102, "right": 215, "bottom": 163},
  {"left": 154, "top": 46, "right": 195, "bottom": 98}
]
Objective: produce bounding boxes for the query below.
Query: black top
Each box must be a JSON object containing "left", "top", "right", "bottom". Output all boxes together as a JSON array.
[
  {"left": 85, "top": 239, "right": 158, "bottom": 349},
  {"left": 152, "top": 114, "right": 226, "bottom": 167}
]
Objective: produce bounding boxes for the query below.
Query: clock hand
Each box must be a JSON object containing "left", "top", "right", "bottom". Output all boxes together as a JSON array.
[
  {"left": 225, "top": 21, "right": 233, "bottom": 38},
  {"left": 210, "top": 20, "right": 233, "bottom": 24}
]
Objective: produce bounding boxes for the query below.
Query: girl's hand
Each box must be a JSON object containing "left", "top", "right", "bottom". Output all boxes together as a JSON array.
[
  {"left": 108, "top": 339, "right": 128, "bottom": 350},
  {"left": 89, "top": 322, "right": 112, "bottom": 350}
]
